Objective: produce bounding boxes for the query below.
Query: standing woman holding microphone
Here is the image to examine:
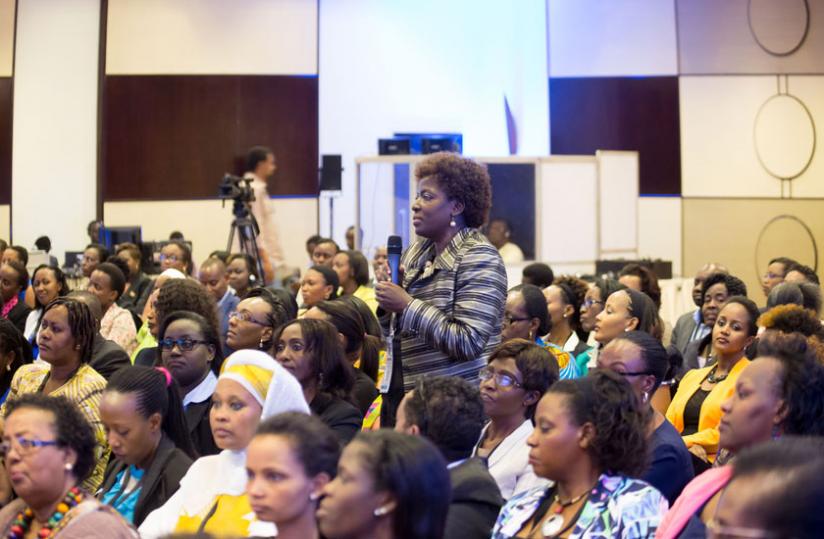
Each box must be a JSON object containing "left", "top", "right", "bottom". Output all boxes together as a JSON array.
[{"left": 375, "top": 152, "right": 508, "bottom": 395}]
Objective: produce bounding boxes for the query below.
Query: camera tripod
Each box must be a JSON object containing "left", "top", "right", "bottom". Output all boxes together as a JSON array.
[{"left": 226, "top": 198, "right": 266, "bottom": 281}]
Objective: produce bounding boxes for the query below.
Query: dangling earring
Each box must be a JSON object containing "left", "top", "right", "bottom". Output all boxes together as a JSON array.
[
  {"left": 309, "top": 492, "right": 320, "bottom": 501},
  {"left": 449, "top": 216, "right": 456, "bottom": 227},
  {"left": 258, "top": 337, "right": 266, "bottom": 350},
  {"left": 642, "top": 391, "right": 649, "bottom": 404},
  {"left": 373, "top": 506, "right": 390, "bottom": 517}
]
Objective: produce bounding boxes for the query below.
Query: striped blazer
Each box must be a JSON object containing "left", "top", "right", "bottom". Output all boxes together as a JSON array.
[{"left": 386, "top": 228, "right": 507, "bottom": 390}]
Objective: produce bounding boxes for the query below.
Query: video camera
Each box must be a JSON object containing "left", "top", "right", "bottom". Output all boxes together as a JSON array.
[{"left": 218, "top": 174, "right": 256, "bottom": 205}]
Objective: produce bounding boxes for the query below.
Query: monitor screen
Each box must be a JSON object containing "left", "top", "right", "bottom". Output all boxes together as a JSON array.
[{"left": 101, "top": 226, "right": 142, "bottom": 250}]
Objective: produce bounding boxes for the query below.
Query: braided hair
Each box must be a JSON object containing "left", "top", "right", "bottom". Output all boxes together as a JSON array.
[
  {"left": 245, "top": 287, "right": 291, "bottom": 351},
  {"left": 43, "top": 298, "right": 97, "bottom": 364},
  {"left": 105, "top": 366, "right": 197, "bottom": 458}
]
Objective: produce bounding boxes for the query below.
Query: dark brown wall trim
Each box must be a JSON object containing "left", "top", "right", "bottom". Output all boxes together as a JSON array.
[
  {"left": 102, "top": 75, "right": 319, "bottom": 201},
  {"left": 96, "top": 0, "right": 108, "bottom": 219}
]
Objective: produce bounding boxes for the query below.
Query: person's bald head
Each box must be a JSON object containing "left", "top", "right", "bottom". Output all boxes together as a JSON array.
[
  {"left": 67, "top": 291, "right": 103, "bottom": 330},
  {"left": 693, "top": 263, "right": 729, "bottom": 307}
]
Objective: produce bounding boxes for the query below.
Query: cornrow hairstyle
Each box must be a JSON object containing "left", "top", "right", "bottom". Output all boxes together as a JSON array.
[
  {"left": 3, "top": 260, "right": 29, "bottom": 291},
  {"left": 272, "top": 319, "right": 355, "bottom": 402},
  {"left": 4, "top": 394, "right": 96, "bottom": 482},
  {"left": 94, "top": 262, "right": 127, "bottom": 300},
  {"left": 0, "top": 319, "right": 33, "bottom": 399},
  {"left": 44, "top": 298, "right": 96, "bottom": 364},
  {"left": 31, "top": 265, "right": 70, "bottom": 309},
  {"left": 553, "top": 275, "right": 589, "bottom": 337},
  {"left": 256, "top": 412, "right": 340, "bottom": 480},
  {"left": 307, "top": 265, "right": 340, "bottom": 301},
  {"left": 548, "top": 369, "right": 648, "bottom": 476},
  {"left": 105, "top": 366, "right": 197, "bottom": 458},
  {"left": 158, "top": 310, "right": 223, "bottom": 375},
  {"left": 508, "top": 284, "right": 550, "bottom": 337},
  {"left": 313, "top": 299, "right": 379, "bottom": 382},
  {"left": 245, "top": 287, "right": 291, "bottom": 350}
]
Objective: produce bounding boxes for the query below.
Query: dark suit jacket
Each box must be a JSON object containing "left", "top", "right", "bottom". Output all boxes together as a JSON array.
[
  {"left": 185, "top": 399, "right": 220, "bottom": 457},
  {"left": 5, "top": 302, "right": 31, "bottom": 334},
  {"left": 310, "top": 393, "right": 363, "bottom": 445},
  {"left": 444, "top": 457, "right": 503, "bottom": 539},
  {"left": 99, "top": 434, "right": 193, "bottom": 526},
  {"left": 134, "top": 346, "right": 158, "bottom": 368},
  {"left": 671, "top": 310, "right": 699, "bottom": 356},
  {"left": 118, "top": 273, "right": 153, "bottom": 313},
  {"left": 90, "top": 333, "right": 131, "bottom": 381}
]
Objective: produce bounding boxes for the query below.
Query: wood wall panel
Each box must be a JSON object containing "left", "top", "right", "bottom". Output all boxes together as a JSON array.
[
  {"left": 0, "top": 78, "right": 11, "bottom": 204},
  {"left": 103, "top": 75, "right": 318, "bottom": 200},
  {"left": 549, "top": 76, "right": 681, "bottom": 195}
]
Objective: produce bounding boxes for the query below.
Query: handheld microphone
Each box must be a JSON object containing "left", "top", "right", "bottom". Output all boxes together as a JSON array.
[{"left": 387, "top": 236, "right": 403, "bottom": 285}]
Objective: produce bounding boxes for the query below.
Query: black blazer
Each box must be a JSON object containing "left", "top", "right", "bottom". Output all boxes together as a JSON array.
[
  {"left": 185, "top": 398, "right": 220, "bottom": 457},
  {"left": 444, "top": 458, "right": 503, "bottom": 539},
  {"left": 134, "top": 347, "right": 158, "bottom": 368},
  {"left": 5, "top": 302, "right": 31, "bottom": 334},
  {"left": 310, "top": 393, "right": 362, "bottom": 446},
  {"left": 98, "top": 434, "right": 193, "bottom": 526},
  {"left": 90, "top": 334, "right": 131, "bottom": 381},
  {"left": 352, "top": 369, "right": 378, "bottom": 417}
]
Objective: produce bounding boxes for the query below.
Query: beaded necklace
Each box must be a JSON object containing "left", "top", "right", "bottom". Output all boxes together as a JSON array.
[{"left": 8, "top": 486, "right": 84, "bottom": 539}]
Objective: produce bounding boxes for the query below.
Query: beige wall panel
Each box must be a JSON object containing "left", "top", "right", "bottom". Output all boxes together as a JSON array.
[
  {"left": 683, "top": 198, "right": 823, "bottom": 305},
  {"left": 780, "top": 76, "right": 824, "bottom": 198},
  {"left": 104, "top": 198, "right": 317, "bottom": 272},
  {"left": 638, "top": 197, "right": 682, "bottom": 277},
  {"left": 0, "top": 0, "right": 14, "bottom": 76},
  {"left": 106, "top": 0, "right": 317, "bottom": 75}
]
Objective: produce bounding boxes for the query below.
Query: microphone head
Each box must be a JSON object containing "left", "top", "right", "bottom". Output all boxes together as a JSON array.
[{"left": 387, "top": 235, "right": 403, "bottom": 254}]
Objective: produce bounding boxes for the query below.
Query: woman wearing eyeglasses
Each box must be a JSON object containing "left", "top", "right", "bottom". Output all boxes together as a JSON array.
[
  {"left": 0, "top": 394, "right": 135, "bottom": 538},
  {"left": 158, "top": 311, "right": 223, "bottom": 457},
  {"left": 576, "top": 278, "right": 625, "bottom": 375},
  {"left": 502, "top": 285, "right": 578, "bottom": 380},
  {"left": 98, "top": 366, "right": 196, "bottom": 526},
  {"left": 597, "top": 331, "right": 693, "bottom": 504},
  {"left": 472, "top": 339, "right": 559, "bottom": 500},
  {"left": 226, "top": 288, "right": 291, "bottom": 353}
]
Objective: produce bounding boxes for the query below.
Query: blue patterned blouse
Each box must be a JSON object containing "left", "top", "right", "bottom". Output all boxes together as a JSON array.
[{"left": 492, "top": 473, "right": 667, "bottom": 538}]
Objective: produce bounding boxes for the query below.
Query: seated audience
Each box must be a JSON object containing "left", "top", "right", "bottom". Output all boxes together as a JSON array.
[
  {"left": 305, "top": 300, "right": 380, "bottom": 415},
  {"left": 619, "top": 263, "right": 662, "bottom": 310},
  {"left": 0, "top": 261, "right": 31, "bottom": 333},
  {"left": 396, "top": 376, "right": 503, "bottom": 539},
  {"left": 502, "top": 284, "right": 576, "bottom": 379},
  {"left": 576, "top": 277, "right": 625, "bottom": 373},
  {"left": 317, "top": 430, "right": 451, "bottom": 539},
  {"left": 2, "top": 298, "right": 110, "bottom": 491},
  {"left": 66, "top": 291, "right": 131, "bottom": 380},
  {"left": 760, "top": 256, "right": 797, "bottom": 298},
  {"left": 658, "top": 331, "right": 824, "bottom": 538},
  {"left": 667, "top": 297, "right": 759, "bottom": 467},
  {"left": 98, "top": 366, "right": 196, "bottom": 525},
  {"left": 226, "top": 253, "right": 259, "bottom": 300},
  {"left": 131, "top": 269, "right": 186, "bottom": 362},
  {"left": 671, "top": 263, "right": 728, "bottom": 356},
  {"left": 300, "top": 265, "right": 339, "bottom": 316},
  {"left": 198, "top": 257, "right": 239, "bottom": 353},
  {"left": 245, "top": 412, "right": 340, "bottom": 539},
  {"left": 757, "top": 303, "right": 824, "bottom": 344},
  {"left": 82, "top": 243, "right": 110, "bottom": 282},
  {"left": 115, "top": 242, "right": 152, "bottom": 313},
  {"left": 492, "top": 370, "right": 667, "bottom": 538},
  {"left": 159, "top": 241, "right": 192, "bottom": 275},
  {"left": 226, "top": 287, "right": 290, "bottom": 353},
  {"left": 576, "top": 288, "right": 658, "bottom": 376},
  {"left": 88, "top": 262, "right": 137, "bottom": 355},
  {"left": 135, "top": 279, "right": 219, "bottom": 368},
  {"left": 24, "top": 265, "right": 70, "bottom": 348},
  {"left": 332, "top": 250, "right": 378, "bottom": 313},
  {"left": 158, "top": 311, "right": 223, "bottom": 457},
  {"left": 765, "top": 281, "right": 804, "bottom": 310},
  {"left": 473, "top": 339, "right": 558, "bottom": 500},
  {"left": 1, "top": 246, "right": 28, "bottom": 269},
  {"left": 0, "top": 319, "right": 32, "bottom": 405},
  {"left": 709, "top": 438, "right": 824, "bottom": 539},
  {"left": 543, "top": 276, "right": 589, "bottom": 356},
  {"left": 520, "top": 262, "right": 554, "bottom": 289},
  {"left": 486, "top": 218, "right": 524, "bottom": 264},
  {"left": 0, "top": 394, "right": 134, "bottom": 538},
  {"left": 139, "top": 350, "right": 309, "bottom": 538},
  {"left": 305, "top": 235, "right": 323, "bottom": 265},
  {"left": 273, "top": 319, "right": 362, "bottom": 444},
  {"left": 682, "top": 272, "right": 748, "bottom": 372},
  {"left": 311, "top": 238, "right": 339, "bottom": 268},
  {"left": 799, "top": 281, "right": 823, "bottom": 315},
  {"left": 597, "top": 331, "right": 693, "bottom": 504},
  {"left": 784, "top": 262, "right": 819, "bottom": 285}
]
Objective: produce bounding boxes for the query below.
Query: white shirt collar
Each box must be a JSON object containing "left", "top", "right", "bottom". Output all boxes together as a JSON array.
[{"left": 183, "top": 370, "right": 218, "bottom": 407}]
